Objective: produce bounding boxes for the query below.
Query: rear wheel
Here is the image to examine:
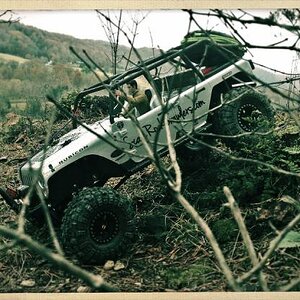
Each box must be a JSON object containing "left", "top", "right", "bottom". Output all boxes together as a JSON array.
[
  {"left": 61, "top": 187, "right": 136, "bottom": 265},
  {"left": 214, "top": 87, "right": 274, "bottom": 136}
]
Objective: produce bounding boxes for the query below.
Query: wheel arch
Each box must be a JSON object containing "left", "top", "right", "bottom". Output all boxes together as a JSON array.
[
  {"left": 209, "top": 71, "right": 256, "bottom": 110},
  {"left": 47, "top": 155, "right": 126, "bottom": 208}
]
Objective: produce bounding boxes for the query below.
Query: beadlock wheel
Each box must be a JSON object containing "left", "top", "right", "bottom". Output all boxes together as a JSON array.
[
  {"left": 237, "top": 103, "right": 263, "bottom": 132},
  {"left": 61, "top": 187, "right": 136, "bottom": 265},
  {"left": 89, "top": 211, "right": 119, "bottom": 244},
  {"left": 214, "top": 87, "right": 274, "bottom": 136}
]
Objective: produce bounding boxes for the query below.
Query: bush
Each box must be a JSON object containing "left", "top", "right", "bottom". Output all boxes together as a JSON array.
[
  {"left": 25, "top": 98, "right": 43, "bottom": 118},
  {"left": 57, "top": 91, "right": 110, "bottom": 121},
  {"left": 2, "top": 116, "right": 30, "bottom": 143},
  {"left": 1, "top": 114, "right": 47, "bottom": 144},
  {"left": 182, "top": 113, "right": 300, "bottom": 209}
]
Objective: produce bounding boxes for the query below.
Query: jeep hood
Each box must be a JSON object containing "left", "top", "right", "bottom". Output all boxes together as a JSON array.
[{"left": 19, "top": 118, "right": 112, "bottom": 186}]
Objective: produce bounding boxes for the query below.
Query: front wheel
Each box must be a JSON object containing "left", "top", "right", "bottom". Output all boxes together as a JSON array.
[
  {"left": 61, "top": 187, "right": 136, "bottom": 265},
  {"left": 214, "top": 87, "right": 274, "bottom": 136}
]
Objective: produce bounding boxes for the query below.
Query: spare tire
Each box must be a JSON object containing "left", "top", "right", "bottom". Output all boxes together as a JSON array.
[{"left": 181, "top": 30, "right": 246, "bottom": 65}]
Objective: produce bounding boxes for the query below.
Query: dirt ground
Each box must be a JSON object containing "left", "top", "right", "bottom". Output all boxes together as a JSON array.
[{"left": 0, "top": 117, "right": 299, "bottom": 293}]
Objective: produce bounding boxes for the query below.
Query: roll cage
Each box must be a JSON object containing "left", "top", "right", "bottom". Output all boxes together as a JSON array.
[{"left": 73, "top": 36, "right": 245, "bottom": 114}]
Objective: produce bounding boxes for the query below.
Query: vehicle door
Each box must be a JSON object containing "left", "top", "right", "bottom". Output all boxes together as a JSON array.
[{"left": 111, "top": 103, "right": 171, "bottom": 163}]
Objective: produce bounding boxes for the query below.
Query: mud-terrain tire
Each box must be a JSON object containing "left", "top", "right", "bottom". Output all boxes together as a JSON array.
[
  {"left": 176, "top": 136, "right": 214, "bottom": 172},
  {"left": 61, "top": 187, "right": 136, "bottom": 265},
  {"left": 214, "top": 87, "right": 274, "bottom": 136}
]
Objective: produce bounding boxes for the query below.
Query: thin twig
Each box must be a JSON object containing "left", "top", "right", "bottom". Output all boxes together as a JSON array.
[
  {"left": 224, "top": 186, "right": 269, "bottom": 291},
  {"left": 173, "top": 192, "right": 241, "bottom": 291},
  {"left": 237, "top": 213, "right": 300, "bottom": 283},
  {"left": 164, "top": 113, "right": 181, "bottom": 191},
  {"left": 187, "top": 9, "right": 300, "bottom": 32},
  {"left": 0, "top": 225, "right": 118, "bottom": 292},
  {"left": 280, "top": 276, "right": 300, "bottom": 291}
]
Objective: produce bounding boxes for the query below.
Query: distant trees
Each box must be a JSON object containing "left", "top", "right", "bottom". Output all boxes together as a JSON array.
[
  {"left": 0, "top": 59, "right": 96, "bottom": 119},
  {"left": 0, "top": 60, "right": 18, "bottom": 79},
  {"left": 0, "top": 22, "right": 141, "bottom": 68},
  {"left": 0, "top": 18, "right": 157, "bottom": 119}
]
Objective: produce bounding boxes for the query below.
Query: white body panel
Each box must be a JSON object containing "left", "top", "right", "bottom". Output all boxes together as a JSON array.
[{"left": 20, "top": 59, "right": 254, "bottom": 190}]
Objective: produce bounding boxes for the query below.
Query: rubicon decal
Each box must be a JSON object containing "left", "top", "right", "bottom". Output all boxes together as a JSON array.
[{"left": 58, "top": 145, "right": 89, "bottom": 165}]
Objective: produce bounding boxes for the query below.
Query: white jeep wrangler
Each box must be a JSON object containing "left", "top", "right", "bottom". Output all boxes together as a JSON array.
[{"left": 0, "top": 31, "right": 274, "bottom": 264}]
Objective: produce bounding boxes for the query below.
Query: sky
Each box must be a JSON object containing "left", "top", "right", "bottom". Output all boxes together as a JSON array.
[{"left": 12, "top": 9, "right": 300, "bottom": 74}]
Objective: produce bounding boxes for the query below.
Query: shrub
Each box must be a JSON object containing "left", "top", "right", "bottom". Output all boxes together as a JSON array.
[
  {"left": 57, "top": 91, "right": 110, "bottom": 121},
  {"left": 25, "top": 98, "right": 43, "bottom": 118}
]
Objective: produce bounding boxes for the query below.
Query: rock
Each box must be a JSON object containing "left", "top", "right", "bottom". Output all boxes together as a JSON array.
[
  {"left": 20, "top": 280, "right": 36, "bottom": 287},
  {"left": 77, "top": 286, "right": 91, "bottom": 293},
  {"left": 113, "top": 261, "right": 125, "bottom": 271},
  {"left": 0, "top": 156, "right": 8, "bottom": 162},
  {"left": 134, "top": 282, "right": 142, "bottom": 287},
  {"left": 103, "top": 260, "right": 115, "bottom": 270}
]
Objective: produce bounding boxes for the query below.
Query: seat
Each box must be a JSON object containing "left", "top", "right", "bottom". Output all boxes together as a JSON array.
[
  {"left": 144, "top": 89, "right": 152, "bottom": 101},
  {"left": 149, "top": 94, "right": 161, "bottom": 109}
]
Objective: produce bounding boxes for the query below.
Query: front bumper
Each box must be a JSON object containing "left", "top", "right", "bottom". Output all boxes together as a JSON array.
[{"left": 0, "top": 186, "right": 28, "bottom": 213}]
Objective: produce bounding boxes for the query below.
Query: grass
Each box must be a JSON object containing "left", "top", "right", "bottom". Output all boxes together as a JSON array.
[{"left": 0, "top": 52, "right": 28, "bottom": 64}]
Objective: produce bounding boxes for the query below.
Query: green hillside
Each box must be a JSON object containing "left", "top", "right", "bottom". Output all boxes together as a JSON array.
[
  {"left": 0, "top": 22, "right": 155, "bottom": 71},
  {"left": 0, "top": 21, "right": 158, "bottom": 118}
]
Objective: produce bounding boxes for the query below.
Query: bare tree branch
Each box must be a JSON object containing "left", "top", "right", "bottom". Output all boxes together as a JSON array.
[
  {"left": 0, "top": 226, "right": 118, "bottom": 291},
  {"left": 0, "top": 10, "right": 19, "bottom": 24},
  {"left": 237, "top": 213, "right": 300, "bottom": 283},
  {"left": 223, "top": 186, "right": 269, "bottom": 291},
  {"left": 186, "top": 9, "right": 300, "bottom": 32}
]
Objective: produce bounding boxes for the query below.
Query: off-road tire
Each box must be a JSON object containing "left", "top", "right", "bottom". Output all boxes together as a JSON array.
[
  {"left": 176, "top": 136, "right": 213, "bottom": 172},
  {"left": 214, "top": 87, "right": 274, "bottom": 136},
  {"left": 61, "top": 187, "right": 136, "bottom": 265}
]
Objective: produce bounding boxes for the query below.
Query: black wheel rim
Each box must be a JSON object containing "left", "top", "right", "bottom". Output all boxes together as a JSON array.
[
  {"left": 237, "top": 103, "right": 263, "bottom": 132},
  {"left": 89, "top": 211, "right": 120, "bottom": 244}
]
